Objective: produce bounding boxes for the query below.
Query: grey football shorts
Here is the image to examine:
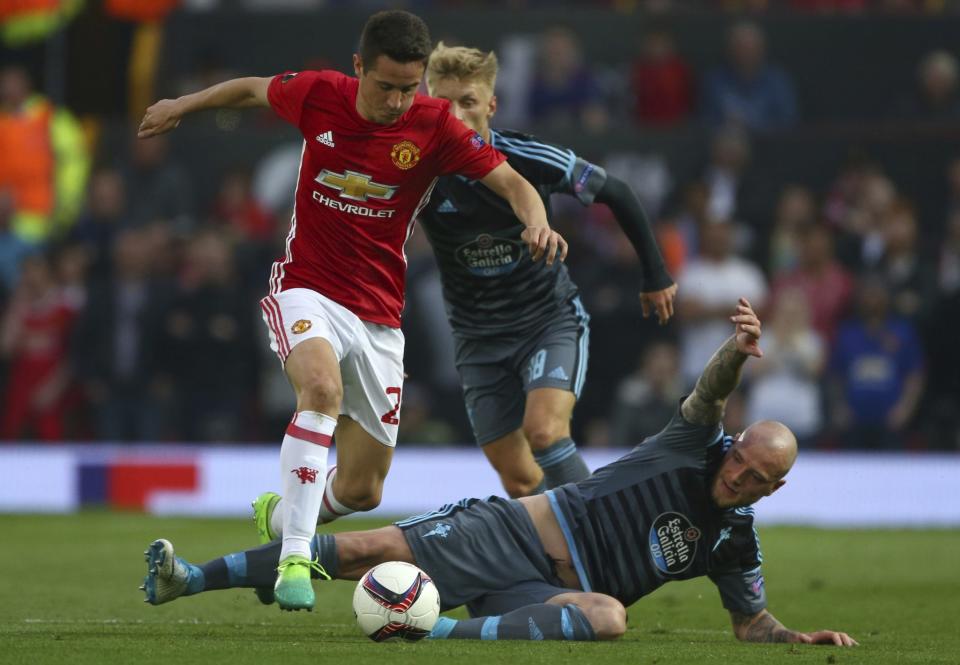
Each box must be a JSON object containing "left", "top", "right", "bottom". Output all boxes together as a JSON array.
[
  {"left": 395, "top": 496, "right": 577, "bottom": 615},
  {"left": 454, "top": 296, "right": 590, "bottom": 446}
]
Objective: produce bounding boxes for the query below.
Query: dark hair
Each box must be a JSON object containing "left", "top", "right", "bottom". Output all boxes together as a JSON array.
[{"left": 358, "top": 10, "right": 431, "bottom": 68}]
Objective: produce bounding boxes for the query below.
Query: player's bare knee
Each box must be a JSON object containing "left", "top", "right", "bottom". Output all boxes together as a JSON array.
[
  {"left": 567, "top": 595, "right": 625, "bottom": 640},
  {"left": 500, "top": 472, "right": 541, "bottom": 498},
  {"left": 494, "top": 458, "right": 542, "bottom": 497},
  {"left": 588, "top": 600, "right": 627, "bottom": 640},
  {"left": 522, "top": 421, "right": 565, "bottom": 451},
  {"left": 296, "top": 373, "right": 342, "bottom": 413},
  {"left": 336, "top": 478, "right": 384, "bottom": 512}
]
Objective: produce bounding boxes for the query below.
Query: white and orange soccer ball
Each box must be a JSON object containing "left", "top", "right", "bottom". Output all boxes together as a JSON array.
[{"left": 352, "top": 561, "right": 441, "bottom": 642}]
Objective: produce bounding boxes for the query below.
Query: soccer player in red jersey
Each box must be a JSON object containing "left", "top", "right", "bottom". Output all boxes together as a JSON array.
[{"left": 137, "top": 10, "right": 567, "bottom": 611}]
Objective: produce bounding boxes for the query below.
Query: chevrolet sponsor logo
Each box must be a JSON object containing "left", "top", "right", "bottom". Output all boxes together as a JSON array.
[{"left": 314, "top": 169, "right": 397, "bottom": 202}]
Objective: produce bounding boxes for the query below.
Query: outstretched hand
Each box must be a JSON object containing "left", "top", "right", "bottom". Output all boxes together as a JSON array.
[
  {"left": 138, "top": 99, "right": 182, "bottom": 139},
  {"left": 639, "top": 283, "right": 678, "bottom": 325},
  {"left": 797, "top": 630, "right": 859, "bottom": 647},
  {"left": 730, "top": 297, "right": 762, "bottom": 358},
  {"left": 521, "top": 226, "right": 568, "bottom": 266}
]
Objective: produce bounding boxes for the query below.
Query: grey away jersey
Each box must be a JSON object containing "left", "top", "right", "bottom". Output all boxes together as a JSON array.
[
  {"left": 549, "top": 404, "right": 767, "bottom": 615},
  {"left": 417, "top": 129, "right": 607, "bottom": 337}
]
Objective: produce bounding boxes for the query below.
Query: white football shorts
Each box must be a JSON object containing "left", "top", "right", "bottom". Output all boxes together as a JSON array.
[{"left": 260, "top": 288, "right": 405, "bottom": 447}]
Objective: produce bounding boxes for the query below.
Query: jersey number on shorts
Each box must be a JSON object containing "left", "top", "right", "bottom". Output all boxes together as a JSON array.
[
  {"left": 527, "top": 349, "right": 547, "bottom": 383},
  {"left": 380, "top": 387, "right": 402, "bottom": 425}
]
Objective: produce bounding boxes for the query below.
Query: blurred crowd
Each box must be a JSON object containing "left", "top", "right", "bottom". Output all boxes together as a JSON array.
[{"left": 1, "top": 6, "right": 958, "bottom": 450}]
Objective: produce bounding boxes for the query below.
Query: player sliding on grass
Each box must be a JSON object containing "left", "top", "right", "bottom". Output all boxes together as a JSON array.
[
  {"left": 141, "top": 298, "right": 856, "bottom": 646},
  {"left": 137, "top": 10, "right": 566, "bottom": 612}
]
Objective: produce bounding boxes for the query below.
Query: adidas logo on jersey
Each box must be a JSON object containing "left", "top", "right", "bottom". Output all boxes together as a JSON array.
[
  {"left": 315, "top": 130, "right": 335, "bottom": 147},
  {"left": 547, "top": 366, "right": 569, "bottom": 381}
]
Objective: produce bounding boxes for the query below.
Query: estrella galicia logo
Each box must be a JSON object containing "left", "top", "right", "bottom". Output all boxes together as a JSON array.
[
  {"left": 649, "top": 511, "right": 700, "bottom": 575},
  {"left": 423, "top": 522, "right": 452, "bottom": 539},
  {"left": 455, "top": 234, "right": 524, "bottom": 277}
]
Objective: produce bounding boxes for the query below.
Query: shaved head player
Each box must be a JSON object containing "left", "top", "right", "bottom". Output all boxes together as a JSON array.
[{"left": 142, "top": 298, "right": 855, "bottom": 647}]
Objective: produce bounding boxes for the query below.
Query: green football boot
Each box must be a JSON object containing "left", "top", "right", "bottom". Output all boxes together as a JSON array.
[
  {"left": 140, "top": 539, "right": 193, "bottom": 605},
  {"left": 251, "top": 491, "right": 281, "bottom": 605},
  {"left": 274, "top": 555, "right": 327, "bottom": 612}
]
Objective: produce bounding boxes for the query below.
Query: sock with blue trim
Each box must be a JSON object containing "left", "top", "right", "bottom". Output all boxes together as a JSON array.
[
  {"left": 533, "top": 438, "right": 590, "bottom": 488},
  {"left": 195, "top": 534, "right": 339, "bottom": 591},
  {"left": 428, "top": 603, "right": 596, "bottom": 641}
]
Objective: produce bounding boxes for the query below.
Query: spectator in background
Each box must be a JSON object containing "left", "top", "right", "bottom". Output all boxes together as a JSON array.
[
  {"left": 609, "top": 340, "right": 683, "bottom": 445},
  {"left": 701, "top": 125, "right": 766, "bottom": 238},
  {"left": 669, "top": 180, "right": 711, "bottom": 261},
  {"left": 823, "top": 156, "right": 880, "bottom": 234},
  {"left": 630, "top": 28, "right": 693, "bottom": 127},
  {"left": 122, "top": 131, "right": 194, "bottom": 230},
  {"left": 893, "top": 50, "right": 960, "bottom": 122},
  {"left": 829, "top": 169, "right": 897, "bottom": 269},
  {"left": 156, "top": 230, "right": 258, "bottom": 442},
  {"left": 875, "top": 199, "right": 937, "bottom": 325},
  {"left": 701, "top": 20, "right": 798, "bottom": 132},
  {"left": 766, "top": 184, "right": 817, "bottom": 275},
  {"left": 528, "top": 26, "right": 608, "bottom": 133},
  {"left": 576, "top": 230, "right": 657, "bottom": 445},
  {"left": 0, "top": 65, "right": 89, "bottom": 243},
  {"left": 746, "top": 291, "right": 825, "bottom": 446},
  {"left": 770, "top": 223, "right": 854, "bottom": 342},
  {"left": 55, "top": 240, "right": 90, "bottom": 312},
  {"left": 829, "top": 275, "right": 925, "bottom": 450},
  {"left": 72, "top": 228, "right": 168, "bottom": 442},
  {"left": 1, "top": 253, "right": 78, "bottom": 441},
  {"left": 210, "top": 168, "right": 274, "bottom": 243},
  {"left": 71, "top": 168, "right": 128, "bottom": 281},
  {"left": 0, "top": 187, "right": 31, "bottom": 296},
  {"left": 676, "top": 221, "right": 767, "bottom": 387}
]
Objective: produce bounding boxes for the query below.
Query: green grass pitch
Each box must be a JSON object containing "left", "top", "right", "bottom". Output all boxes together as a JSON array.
[{"left": 0, "top": 512, "right": 957, "bottom": 664}]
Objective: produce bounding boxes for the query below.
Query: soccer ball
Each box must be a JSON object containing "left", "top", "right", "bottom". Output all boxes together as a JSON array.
[{"left": 353, "top": 561, "right": 440, "bottom": 642}]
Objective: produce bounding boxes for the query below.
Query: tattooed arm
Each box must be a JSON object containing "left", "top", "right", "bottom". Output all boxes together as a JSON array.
[
  {"left": 730, "top": 609, "right": 858, "bottom": 647},
  {"left": 681, "top": 297, "right": 763, "bottom": 426}
]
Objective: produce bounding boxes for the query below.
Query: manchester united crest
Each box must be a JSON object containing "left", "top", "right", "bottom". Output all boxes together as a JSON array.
[
  {"left": 291, "top": 319, "right": 312, "bottom": 334},
  {"left": 390, "top": 140, "right": 421, "bottom": 170}
]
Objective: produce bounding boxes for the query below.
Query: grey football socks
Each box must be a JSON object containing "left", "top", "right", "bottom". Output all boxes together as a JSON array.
[
  {"left": 534, "top": 438, "right": 590, "bottom": 488},
  {"left": 428, "top": 603, "right": 597, "bottom": 641},
  {"left": 196, "top": 533, "right": 338, "bottom": 591}
]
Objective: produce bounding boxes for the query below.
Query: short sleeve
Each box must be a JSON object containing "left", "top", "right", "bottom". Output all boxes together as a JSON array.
[
  {"left": 641, "top": 397, "right": 723, "bottom": 456},
  {"left": 433, "top": 111, "right": 506, "bottom": 180},
  {"left": 560, "top": 157, "right": 607, "bottom": 206},
  {"left": 709, "top": 525, "right": 767, "bottom": 615},
  {"left": 493, "top": 132, "right": 606, "bottom": 205},
  {"left": 710, "top": 565, "right": 767, "bottom": 615},
  {"left": 267, "top": 70, "right": 324, "bottom": 128}
]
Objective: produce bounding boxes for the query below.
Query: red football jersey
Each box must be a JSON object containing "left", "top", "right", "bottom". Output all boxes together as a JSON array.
[{"left": 266, "top": 70, "right": 506, "bottom": 327}]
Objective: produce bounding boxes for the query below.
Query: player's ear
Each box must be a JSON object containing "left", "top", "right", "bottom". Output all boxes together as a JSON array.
[
  {"left": 768, "top": 479, "right": 786, "bottom": 496},
  {"left": 353, "top": 54, "right": 363, "bottom": 78},
  {"left": 488, "top": 94, "right": 498, "bottom": 118}
]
